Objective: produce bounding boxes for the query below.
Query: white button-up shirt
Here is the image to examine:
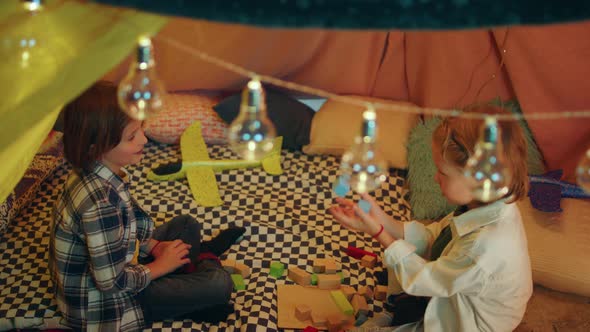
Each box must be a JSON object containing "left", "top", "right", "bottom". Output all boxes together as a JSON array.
[{"left": 384, "top": 200, "right": 532, "bottom": 332}]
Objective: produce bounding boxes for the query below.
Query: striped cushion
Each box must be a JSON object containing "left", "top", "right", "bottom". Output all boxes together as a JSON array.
[{"left": 144, "top": 92, "right": 227, "bottom": 145}]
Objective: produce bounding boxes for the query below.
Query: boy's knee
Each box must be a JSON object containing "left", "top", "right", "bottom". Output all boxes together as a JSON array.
[{"left": 216, "top": 269, "right": 233, "bottom": 302}]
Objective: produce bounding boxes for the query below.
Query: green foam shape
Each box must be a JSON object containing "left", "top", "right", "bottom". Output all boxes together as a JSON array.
[
  {"left": 269, "top": 261, "right": 285, "bottom": 278},
  {"left": 311, "top": 273, "right": 318, "bottom": 285},
  {"left": 330, "top": 290, "right": 354, "bottom": 316},
  {"left": 231, "top": 274, "right": 246, "bottom": 291}
]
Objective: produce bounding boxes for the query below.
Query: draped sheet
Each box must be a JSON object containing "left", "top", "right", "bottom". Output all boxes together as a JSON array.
[{"left": 0, "top": 0, "right": 168, "bottom": 204}]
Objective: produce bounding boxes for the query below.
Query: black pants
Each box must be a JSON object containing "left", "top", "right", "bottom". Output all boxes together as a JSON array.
[
  {"left": 385, "top": 293, "right": 430, "bottom": 326},
  {"left": 136, "top": 215, "right": 233, "bottom": 323}
]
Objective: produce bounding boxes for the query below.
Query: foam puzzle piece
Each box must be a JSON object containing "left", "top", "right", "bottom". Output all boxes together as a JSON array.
[
  {"left": 333, "top": 175, "right": 350, "bottom": 197},
  {"left": 358, "top": 199, "right": 371, "bottom": 213}
]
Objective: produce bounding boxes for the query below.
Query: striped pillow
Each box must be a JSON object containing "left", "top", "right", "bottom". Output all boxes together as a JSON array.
[{"left": 144, "top": 92, "right": 227, "bottom": 145}]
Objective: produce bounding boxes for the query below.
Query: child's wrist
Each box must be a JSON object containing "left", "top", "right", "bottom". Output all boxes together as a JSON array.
[
  {"left": 372, "top": 224, "right": 385, "bottom": 239},
  {"left": 149, "top": 240, "right": 162, "bottom": 256}
]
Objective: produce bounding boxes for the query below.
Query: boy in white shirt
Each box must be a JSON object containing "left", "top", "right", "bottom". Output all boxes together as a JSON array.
[{"left": 330, "top": 106, "right": 533, "bottom": 331}]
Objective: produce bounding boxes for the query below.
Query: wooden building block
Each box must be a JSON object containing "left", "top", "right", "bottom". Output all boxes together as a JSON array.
[
  {"left": 295, "top": 304, "right": 312, "bottom": 321},
  {"left": 270, "top": 261, "right": 285, "bottom": 278},
  {"left": 231, "top": 274, "right": 246, "bottom": 291},
  {"left": 324, "top": 259, "right": 338, "bottom": 274},
  {"left": 317, "top": 274, "right": 341, "bottom": 290},
  {"left": 345, "top": 245, "right": 378, "bottom": 259},
  {"left": 221, "top": 259, "right": 236, "bottom": 274},
  {"left": 358, "top": 285, "right": 373, "bottom": 300},
  {"left": 354, "top": 312, "right": 368, "bottom": 327},
  {"left": 311, "top": 312, "right": 327, "bottom": 327},
  {"left": 234, "top": 262, "right": 250, "bottom": 278},
  {"left": 340, "top": 285, "right": 356, "bottom": 301},
  {"left": 288, "top": 266, "right": 311, "bottom": 286},
  {"left": 330, "top": 290, "right": 354, "bottom": 316},
  {"left": 327, "top": 314, "right": 342, "bottom": 332},
  {"left": 360, "top": 255, "right": 377, "bottom": 268},
  {"left": 374, "top": 285, "right": 388, "bottom": 301},
  {"left": 351, "top": 294, "right": 369, "bottom": 316},
  {"left": 312, "top": 259, "right": 326, "bottom": 273}
]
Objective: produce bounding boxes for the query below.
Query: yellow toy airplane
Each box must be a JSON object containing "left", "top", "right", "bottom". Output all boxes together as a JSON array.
[{"left": 147, "top": 121, "right": 283, "bottom": 207}]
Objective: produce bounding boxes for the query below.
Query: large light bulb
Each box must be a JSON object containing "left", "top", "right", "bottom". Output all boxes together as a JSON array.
[
  {"left": 464, "top": 117, "right": 510, "bottom": 202},
  {"left": 228, "top": 79, "right": 276, "bottom": 160},
  {"left": 22, "top": 0, "right": 43, "bottom": 12},
  {"left": 337, "top": 108, "right": 388, "bottom": 195},
  {"left": 117, "top": 36, "right": 166, "bottom": 120},
  {"left": 576, "top": 148, "right": 590, "bottom": 193}
]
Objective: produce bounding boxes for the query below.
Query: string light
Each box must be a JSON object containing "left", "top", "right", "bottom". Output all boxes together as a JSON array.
[
  {"left": 228, "top": 78, "right": 277, "bottom": 160},
  {"left": 21, "top": 0, "right": 42, "bottom": 12},
  {"left": 155, "top": 35, "right": 590, "bottom": 122},
  {"left": 117, "top": 36, "right": 166, "bottom": 120},
  {"left": 464, "top": 117, "right": 510, "bottom": 202},
  {"left": 577, "top": 149, "right": 590, "bottom": 193},
  {"left": 335, "top": 107, "right": 388, "bottom": 199},
  {"left": 150, "top": 34, "right": 590, "bottom": 191}
]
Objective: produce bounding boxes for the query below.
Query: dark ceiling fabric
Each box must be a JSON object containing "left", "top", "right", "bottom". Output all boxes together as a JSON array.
[{"left": 92, "top": 0, "right": 590, "bottom": 30}]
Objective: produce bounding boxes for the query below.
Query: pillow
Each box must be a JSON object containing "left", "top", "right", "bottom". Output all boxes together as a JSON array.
[
  {"left": 213, "top": 87, "right": 315, "bottom": 151},
  {"left": 144, "top": 92, "right": 227, "bottom": 145},
  {"left": 407, "top": 117, "right": 458, "bottom": 220},
  {"left": 302, "top": 96, "right": 420, "bottom": 169},
  {"left": 0, "top": 134, "right": 63, "bottom": 235},
  {"left": 518, "top": 197, "right": 590, "bottom": 297},
  {"left": 491, "top": 99, "right": 546, "bottom": 175},
  {"left": 406, "top": 100, "right": 547, "bottom": 220}
]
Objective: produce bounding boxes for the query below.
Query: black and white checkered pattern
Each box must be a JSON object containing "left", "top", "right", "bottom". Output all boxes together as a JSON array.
[{"left": 0, "top": 142, "right": 410, "bottom": 331}]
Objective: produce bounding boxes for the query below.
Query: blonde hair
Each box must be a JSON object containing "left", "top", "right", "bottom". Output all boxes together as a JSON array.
[{"left": 432, "top": 105, "right": 529, "bottom": 202}]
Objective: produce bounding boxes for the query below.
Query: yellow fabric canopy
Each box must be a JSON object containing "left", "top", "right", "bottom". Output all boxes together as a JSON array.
[{"left": 0, "top": 0, "right": 168, "bottom": 203}]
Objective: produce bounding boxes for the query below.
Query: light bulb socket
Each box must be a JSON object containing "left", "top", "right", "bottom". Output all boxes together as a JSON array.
[
  {"left": 22, "top": 0, "right": 43, "bottom": 11},
  {"left": 241, "top": 80, "right": 266, "bottom": 114},
  {"left": 482, "top": 117, "right": 499, "bottom": 144},
  {"left": 361, "top": 118, "right": 377, "bottom": 140},
  {"left": 136, "top": 37, "right": 153, "bottom": 68}
]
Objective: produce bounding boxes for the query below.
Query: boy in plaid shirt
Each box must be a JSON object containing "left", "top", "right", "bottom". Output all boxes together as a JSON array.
[{"left": 50, "top": 81, "right": 245, "bottom": 331}]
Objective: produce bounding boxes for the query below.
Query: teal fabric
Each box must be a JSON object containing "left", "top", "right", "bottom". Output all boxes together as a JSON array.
[
  {"left": 406, "top": 117, "right": 458, "bottom": 220},
  {"left": 92, "top": 0, "right": 590, "bottom": 30}
]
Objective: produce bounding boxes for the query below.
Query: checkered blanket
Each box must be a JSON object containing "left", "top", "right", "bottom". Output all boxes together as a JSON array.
[{"left": 0, "top": 142, "right": 410, "bottom": 331}]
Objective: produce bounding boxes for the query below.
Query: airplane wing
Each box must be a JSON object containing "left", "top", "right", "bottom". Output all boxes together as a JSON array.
[{"left": 181, "top": 121, "right": 223, "bottom": 207}]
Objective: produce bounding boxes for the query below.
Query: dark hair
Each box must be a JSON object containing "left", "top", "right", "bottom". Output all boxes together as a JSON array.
[
  {"left": 432, "top": 105, "right": 529, "bottom": 202},
  {"left": 62, "top": 81, "right": 131, "bottom": 171}
]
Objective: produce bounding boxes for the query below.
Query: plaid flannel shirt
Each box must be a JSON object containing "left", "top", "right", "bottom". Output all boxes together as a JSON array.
[{"left": 50, "top": 162, "right": 154, "bottom": 331}]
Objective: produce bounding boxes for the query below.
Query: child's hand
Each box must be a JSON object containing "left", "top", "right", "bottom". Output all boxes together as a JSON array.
[
  {"left": 352, "top": 194, "right": 387, "bottom": 237},
  {"left": 150, "top": 241, "right": 174, "bottom": 259},
  {"left": 357, "top": 193, "right": 393, "bottom": 227},
  {"left": 149, "top": 239, "right": 191, "bottom": 278},
  {"left": 329, "top": 197, "right": 372, "bottom": 234}
]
